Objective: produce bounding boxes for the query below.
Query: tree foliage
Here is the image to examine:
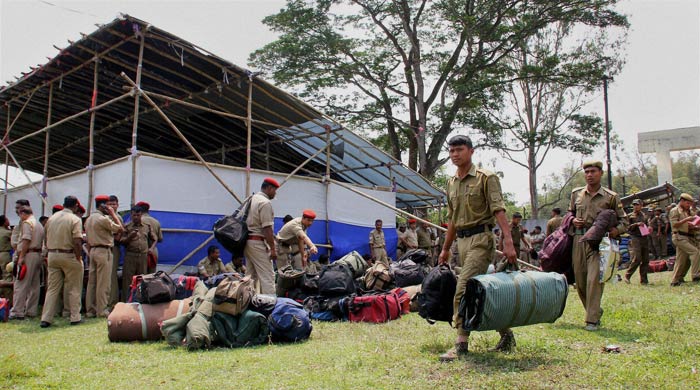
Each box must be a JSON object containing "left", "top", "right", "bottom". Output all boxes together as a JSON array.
[{"left": 250, "top": 0, "right": 629, "bottom": 179}]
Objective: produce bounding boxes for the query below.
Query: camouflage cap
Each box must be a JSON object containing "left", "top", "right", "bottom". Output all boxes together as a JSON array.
[{"left": 582, "top": 160, "right": 603, "bottom": 170}]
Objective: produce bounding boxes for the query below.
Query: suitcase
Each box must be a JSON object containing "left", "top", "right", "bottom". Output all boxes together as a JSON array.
[{"left": 107, "top": 298, "right": 192, "bottom": 342}]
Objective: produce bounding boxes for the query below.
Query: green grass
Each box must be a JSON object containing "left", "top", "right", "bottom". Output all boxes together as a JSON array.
[{"left": 2, "top": 271, "right": 700, "bottom": 389}]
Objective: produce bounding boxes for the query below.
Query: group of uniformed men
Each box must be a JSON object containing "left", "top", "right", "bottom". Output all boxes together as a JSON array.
[{"left": 0, "top": 195, "right": 163, "bottom": 327}]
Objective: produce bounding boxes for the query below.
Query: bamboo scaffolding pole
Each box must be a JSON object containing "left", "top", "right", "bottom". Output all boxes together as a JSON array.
[
  {"left": 324, "top": 125, "right": 332, "bottom": 256},
  {"left": 4, "top": 88, "right": 39, "bottom": 137},
  {"left": 87, "top": 59, "right": 99, "bottom": 214},
  {"left": 245, "top": 75, "right": 254, "bottom": 197},
  {"left": 3, "top": 103, "right": 9, "bottom": 215},
  {"left": 129, "top": 31, "right": 146, "bottom": 207},
  {"left": 168, "top": 234, "right": 215, "bottom": 274},
  {"left": 41, "top": 83, "right": 53, "bottom": 216},
  {"left": 121, "top": 72, "right": 243, "bottom": 205},
  {"left": 162, "top": 228, "right": 212, "bottom": 234},
  {"left": 278, "top": 146, "right": 327, "bottom": 188},
  {"left": 1, "top": 145, "right": 48, "bottom": 208},
  {"left": 4, "top": 92, "right": 132, "bottom": 149}
]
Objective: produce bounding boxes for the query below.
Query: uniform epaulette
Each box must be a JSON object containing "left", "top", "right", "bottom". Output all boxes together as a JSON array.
[
  {"left": 601, "top": 187, "right": 619, "bottom": 196},
  {"left": 571, "top": 186, "right": 585, "bottom": 194},
  {"left": 475, "top": 167, "right": 496, "bottom": 177}
]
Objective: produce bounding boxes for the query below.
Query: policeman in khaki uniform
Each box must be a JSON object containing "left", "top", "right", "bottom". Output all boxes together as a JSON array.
[
  {"left": 0, "top": 215, "right": 12, "bottom": 282},
  {"left": 546, "top": 208, "right": 563, "bottom": 237},
  {"left": 405, "top": 219, "right": 419, "bottom": 250},
  {"left": 84, "top": 195, "right": 123, "bottom": 318},
  {"left": 10, "top": 207, "right": 44, "bottom": 319},
  {"left": 136, "top": 201, "right": 163, "bottom": 273},
  {"left": 197, "top": 246, "right": 227, "bottom": 278},
  {"left": 649, "top": 208, "right": 666, "bottom": 259},
  {"left": 245, "top": 177, "right": 279, "bottom": 295},
  {"left": 40, "top": 196, "right": 84, "bottom": 327},
  {"left": 438, "top": 135, "right": 518, "bottom": 362},
  {"left": 624, "top": 199, "right": 649, "bottom": 284},
  {"left": 368, "top": 219, "right": 389, "bottom": 267},
  {"left": 120, "top": 206, "right": 157, "bottom": 300},
  {"left": 277, "top": 209, "right": 318, "bottom": 270},
  {"left": 669, "top": 193, "right": 700, "bottom": 285},
  {"left": 569, "top": 160, "right": 627, "bottom": 331},
  {"left": 107, "top": 195, "right": 123, "bottom": 306}
]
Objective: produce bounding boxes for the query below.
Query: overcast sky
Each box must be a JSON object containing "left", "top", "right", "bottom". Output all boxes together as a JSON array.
[{"left": 1, "top": 0, "right": 699, "bottom": 204}]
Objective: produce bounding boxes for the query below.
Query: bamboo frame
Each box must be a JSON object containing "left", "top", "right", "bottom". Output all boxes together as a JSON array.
[
  {"left": 168, "top": 234, "right": 215, "bottom": 274},
  {"left": 246, "top": 75, "right": 254, "bottom": 197},
  {"left": 3, "top": 103, "right": 9, "bottom": 215},
  {"left": 87, "top": 59, "right": 99, "bottom": 214},
  {"left": 1, "top": 144, "right": 48, "bottom": 208},
  {"left": 41, "top": 83, "right": 53, "bottom": 216},
  {"left": 130, "top": 30, "right": 146, "bottom": 207}
]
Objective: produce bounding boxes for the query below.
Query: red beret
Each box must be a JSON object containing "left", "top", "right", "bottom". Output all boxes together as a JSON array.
[
  {"left": 263, "top": 177, "right": 280, "bottom": 188},
  {"left": 441, "top": 223, "right": 448, "bottom": 228},
  {"left": 302, "top": 209, "right": 316, "bottom": 219},
  {"left": 95, "top": 195, "right": 110, "bottom": 202},
  {"left": 52, "top": 204, "right": 64, "bottom": 211},
  {"left": 135, "top": 201, "right": 150, "bottom": 208},
  {"left": 408, "top": 219, "right": 416, "bottom": 224},
  {"left": 77, "top": 204, "right": 86, "bottom": 213}
]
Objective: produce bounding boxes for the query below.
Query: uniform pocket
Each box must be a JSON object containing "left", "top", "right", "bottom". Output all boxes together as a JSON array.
[{"left": 467, "top": 187, "right": 486, "bottom": 214}]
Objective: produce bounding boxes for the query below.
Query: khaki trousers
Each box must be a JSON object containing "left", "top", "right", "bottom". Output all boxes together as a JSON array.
[
  {"left": 671, "top": 235, "right": 700, "bottom": 284},
  {"left": 86, "top": 247, "right": 112, "bottom": 317},
  {"left": 11, "top": 252, "right": 42, "bottom": 317},
  {"left": 572, "top": 238, "right": 604, "bottom": 325},
  {"left": 41, "top": 253, "right": 83, "bottom": 323},
  {"left": 651, "top": 233, "right": 665, "bottom": 258},
  {"left": 625, "top": 237, "right": 649, "bottom": 283},
  {"left": 244, "top": 240, "right": 275, "bottom": 295},
  {"left": 372, "top": 247, "right": 389, "bottom": 267},
  {"left": 453, "top": 232, "right": 510, "bottom": 338},
  {"left": 122, "top": 252, "right": 147, "bottom": 301},
  {"left": 109, "top": 245, "right": 121, "bottom": 306}
]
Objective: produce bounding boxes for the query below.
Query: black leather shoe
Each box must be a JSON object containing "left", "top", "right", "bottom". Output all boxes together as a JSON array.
[
  {"left": 40, "top": 321, "right": 51, "bottom": 328},
  {"left": 70, "top": 320, "right": 83, "bottom": 326}
]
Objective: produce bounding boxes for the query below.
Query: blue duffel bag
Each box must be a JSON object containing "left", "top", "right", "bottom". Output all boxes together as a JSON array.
[
  {"left": 459, "top": 270, "right": 568, "bottom": 332},
  {"left": 269, "top": 298, "right": 313, "bottom": 342}
]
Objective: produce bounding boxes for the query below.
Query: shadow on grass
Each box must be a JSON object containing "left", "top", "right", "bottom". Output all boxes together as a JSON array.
[{"left": 553, "top": 321, "right": 644, "bottom": 341}]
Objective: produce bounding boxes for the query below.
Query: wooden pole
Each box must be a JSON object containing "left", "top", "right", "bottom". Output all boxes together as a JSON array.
[
  {"left": 42, "top": 83, "right": 53, "bottom": 216},
  {"left": 324, "top": 125, "right": 332, "bottom": 257},
  {"left": 168, "top": 234, "right": 215, "bottom": 274},
  {"left": 4, "top": 88, "right": 38, "bottom": 136},
  {"left": 1, "top": 145, "right": 48, "bottom": 208},
  {"left": 130, "top": 31, "right": 146, "bottom": 208},
  {"left": 245, "top": 75, "right": 253, "bottom": 197},
  {"left": 121, "top": 72, "right": 243, "bottom": 205},
  {"left": 3, "top": 103, "right": 9, "bottom": 215},
  {"left": 87, "top": 59, "right": 99, "bottom": 214},
  {"left": 278, "top": 146, "right": 326, "bottom": 188}
]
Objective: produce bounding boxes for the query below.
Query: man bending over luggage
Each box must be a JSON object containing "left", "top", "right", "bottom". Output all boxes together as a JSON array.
[{"left": 438, "top": 135, "right": 518, "bottom": 362}]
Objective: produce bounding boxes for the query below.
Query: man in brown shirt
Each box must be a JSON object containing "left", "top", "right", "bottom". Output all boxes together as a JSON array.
[
  {"left": 197, "top": 246, "right": 227, "bottom": 278},
  {"left": 107, "top": 195, "right": 123, "bottom": 307},
  {"left": 648, "top": 208, "right": 666, "bottom": 259},
  {"left": 10, "top": 206, "right": 44, "bottom": 320},
  {"left": 669, "top": 193, "right": 699, "bottom": 286},
  {"left": 120, "top": 206, "right": 156, "bottom": 300},
  {"left": 546, "top": 208, "right": 563, "bottom": 236},
  {"left": 277, "top": 209, "right": 318, "bottom": 270},
  {"left": 0, "top": 215, "right": 12, "bottom": 283},
  {"left": 569, "top": 160, "right": 627, "bottom": 331},
  {"left": 245, "top": 177, "right": 279, "bottom": 294},
  {"left": 136, "top": 201, "right": 163, "bottom": 273},
  {"left": 624, "top": 199, "right": 649, "bottom": 284},
  {"left": 438, "top": 135, "right": 517, "bottom": 362},
  {"left": 85, "top": 195, "right": 123, "bottom": 317},
  {"left": 368, "top": 219, "right": 389, "bottom": 267},
  {"left": 40, "top": 196, "right": 84, "bottom": 327}
]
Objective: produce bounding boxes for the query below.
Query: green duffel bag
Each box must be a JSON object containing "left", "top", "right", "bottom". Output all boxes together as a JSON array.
[
  {"left": 186, "top": 311, "right": 214, "bottom": 350},
  {"left": 211, "top": 310, "right": 270, "bottom": 348},
  {"left": 459, "top": 270, "right": 568, "bottom": 332},
  {"left": 161, "top": 311, "right": 195, "bottom": 347},
  {"left": 335, "top": 251, "right": 368, "bottom": 278},
  {"left": 276, "top": 265, "right": 306, "bottom": 297}
]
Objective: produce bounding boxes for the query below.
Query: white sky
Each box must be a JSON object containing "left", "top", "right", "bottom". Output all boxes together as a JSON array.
[{"left": 1, "top": 0, "right": 699, "bottom": 204}]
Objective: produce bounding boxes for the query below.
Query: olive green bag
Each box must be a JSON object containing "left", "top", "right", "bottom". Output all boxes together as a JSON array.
[{"left": 212, "top": 275, "right": 255, "bottom": 316}]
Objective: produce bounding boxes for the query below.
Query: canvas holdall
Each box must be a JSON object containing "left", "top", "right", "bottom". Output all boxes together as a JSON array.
[
  {"left": 212, "top": 274, "right": 255, "bottom": 316},
  {"left": 318, "top": 262, "right": 356, "bottom": 297},
  {"left": 334, "top": 251, "right": 368, "bottom": 278},
  {"left": 276, "top": 265, "right": 306, "bottom": 297},
  {"left": 213, "top": 196, "right": 252, "bottom": 256},
  {"left": 269, "top": 298, "right": 313, "bottom": 342},
  {"left": 347, "top": 291, "right": 402, "bottom": 323},
  {"left": 417, "top": 264, "right": 457, "bottom": 324},
  {"left": 107, "top": 298, "right": 191, "bottom": 342},
  {"left": 129, "top": 271, "right": 177, "bottom": 304},
  {"left": 363, "top": 262, "right": 392, "bottom": 291},
  {"left": 210, "top": 310, "right": 270, "bottom": 348}
]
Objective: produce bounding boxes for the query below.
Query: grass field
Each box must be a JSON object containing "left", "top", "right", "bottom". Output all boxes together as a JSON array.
[{"left": 2, "top": 270, "right": 699, "bottom": 389}]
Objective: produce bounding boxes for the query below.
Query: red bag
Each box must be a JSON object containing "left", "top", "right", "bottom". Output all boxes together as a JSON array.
[
  {"left": 390, "top": 287, "right": 411, "bottom": 315},
  {"left": 348, "top": 292, "right": 402, "bottom": 323},
  {"left": 147, "top": 253, "right": 157, "bottom": 269},
  {"left": 647, "top": 260, "right": 668, "bottom": 273}
]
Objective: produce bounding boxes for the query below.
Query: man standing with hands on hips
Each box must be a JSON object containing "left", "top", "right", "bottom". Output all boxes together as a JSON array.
[{"left": 438, "top": 135, "right": 518, "bottom": 362}]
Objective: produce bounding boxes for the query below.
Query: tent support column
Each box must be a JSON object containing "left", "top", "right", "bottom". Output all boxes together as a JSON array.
[
  {"left": 324, "top": 125, "right": 332, "bottom": 257},
  {"left": 41, "top": 83, "right": 53, "bottom": 216},
  {"left": 130, "top": 30, "right": 146, "bottom": 208},
  {"left": 121, "top": 73, "right": 243, "bottom": 204},
  {"left": 3, "top": 103, "right": 9, "bottom": 215},
  {"left": 245, "top": 74, "right": 254, "bottom": 197},
  {"left": 87, "top": 59, "right": 99, "bottom": 214}
]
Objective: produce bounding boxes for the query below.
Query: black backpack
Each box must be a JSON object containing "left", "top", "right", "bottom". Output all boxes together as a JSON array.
[
  {"left": 391, "top": 259, "right": 428, "bottom": 287},
  {"left": 318, "top": 263, "right": 356, "bottom": 297},
  {"left": 213, "top": 197, "right": 252, "bottom": 256},
  {"left": 398, "top": 249, "right": 429, "bottom": 264},
  {"left": 136, "top": 271, "right": 177, "bottom": 304},
  {"left": 417, "top": 264, "right": 457, "bottom": 324}
]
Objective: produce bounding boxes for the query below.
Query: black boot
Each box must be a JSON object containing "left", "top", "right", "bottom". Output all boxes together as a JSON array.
[{"left": 490, "top": 330, "right": 516, "bottom": 352}]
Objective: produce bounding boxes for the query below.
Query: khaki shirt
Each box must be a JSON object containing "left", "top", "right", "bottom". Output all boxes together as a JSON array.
[
  {"left": 628, "top": 211, "right": 647, "bottom": 238},
  {"left": 277, "top": 217, "right": 307, "bottom": 247},
  {"left": 46, "top": 209, "right": 82, "bottom": 250},
  {"left": 369, "top": 229, "right": 386, "bottom": 248},
  {"left": 0, "top": 228, "right": 12, "bottom": 252},
  {"left": 405, "top": 229, "right": 418, "bottom": 247},
  {"left": 447, "top": 165, "right": 506, "bottom": 229},
  {"left": 225, "top": 262, "right": 247, "bottom": 275},
  {"left": 546, "top": 216, "right": 563, "bottom": 236},
  {"left": 569, "top": 186, "right": 627, "bottom": 234},
  {"left": 649, "top": 215, "right": 664, "bottom": 232},
  {"left": 246, "top": 192, "right": 274, "bottom": 236},
  {"left": 85, "top": 211, "right": 121, "bottom": 247},
  {"left": 197, "top": 257, "right": 227, "bottom": 276},
  {"left": 669, "top": 206, "right": 692, "bottom": 234},
  {"left": 20, "top": 216, "right": 44, "bottom": 251},
  {"left": 142, "top": 213, "right": 163, "bottom": 244},
  {"left": 10, "top": 225, "right": 21, "bottom": 248},
  {"left": 416, "top": 227, "right": 431, "bottom": 249},
  {"left": 123, "top": 222, "right": 154, "bottom": 254},
  {"left": 506, "top": 224, "right": 522, "bottom": 249},
  {"left": 397, "top": 229, "right": 408, "bottom": 249}
]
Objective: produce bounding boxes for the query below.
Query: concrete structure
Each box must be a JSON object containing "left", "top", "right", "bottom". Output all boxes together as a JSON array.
[{"left": 638, "top": 126, "right": 700, "bottom": 185}]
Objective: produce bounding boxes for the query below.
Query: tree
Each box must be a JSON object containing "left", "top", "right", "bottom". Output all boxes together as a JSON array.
[
  {"left": 469, "top": 19, "right": 627, "bottom": 218},
  {"left": 250, "top": 0, "right": 628, "bottom": 179}
]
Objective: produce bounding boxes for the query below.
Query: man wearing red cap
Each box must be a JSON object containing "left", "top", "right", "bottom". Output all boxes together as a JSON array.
[
  {"left": 51, "top": 204, "right": 64, "bottom": 214},
  {"left": 245, "top": 178, "right": 280, "bottom": 294},
  {"left": 120, "top": 206, "right": 157, "bottom": 300},
  {"left": 368, "top": 219, "right": 389, "bottom": 267},
  {"left": 10, "top": 206, "right": 44, "bottom": 320},
  {"left": 276, "top": 209, "right": 319, "bottom": 270},
  {"left": 136, "top": 201, "right": 163, "bottom": 273},
  {"left": 84, "top": 195, "right": 124, "bottom": 317}
]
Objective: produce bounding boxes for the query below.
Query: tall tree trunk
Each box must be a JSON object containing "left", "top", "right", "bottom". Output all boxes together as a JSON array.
[{"left": 528, "top": 146, "right": 539, "bottom": 219}]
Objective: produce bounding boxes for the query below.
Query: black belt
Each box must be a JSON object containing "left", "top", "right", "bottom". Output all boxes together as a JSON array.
[
  {"left": 676, "top": 232, "right": 693, "bottom": 237},
  {"left": 456, "top": 224, "right": 492, "bottom": 238},
  {"left": 90, "top": 245, "right": 112, "bottom": 249}
]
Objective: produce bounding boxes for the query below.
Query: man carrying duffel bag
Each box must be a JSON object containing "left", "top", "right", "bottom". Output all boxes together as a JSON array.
[{"left": 436, "top": 135, "right": 518, "bottom": 362}]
